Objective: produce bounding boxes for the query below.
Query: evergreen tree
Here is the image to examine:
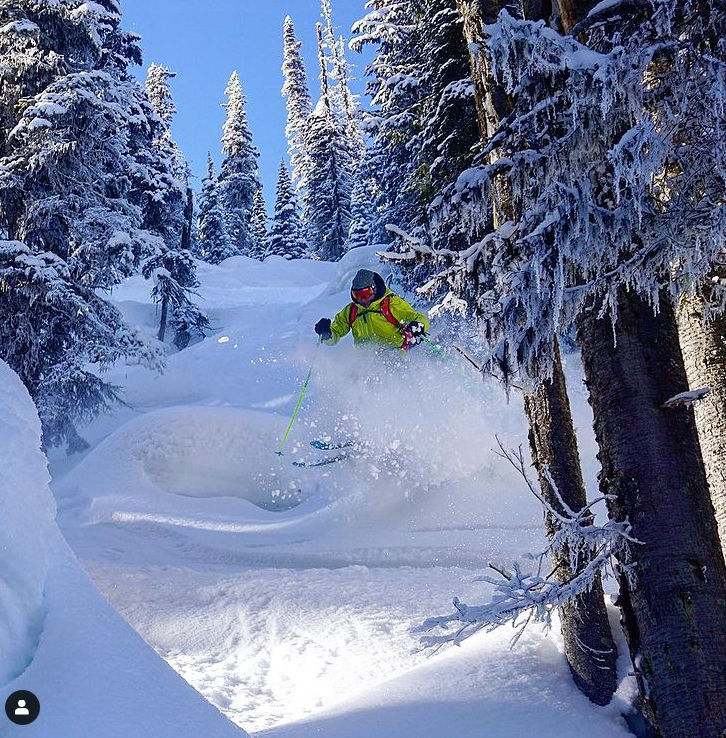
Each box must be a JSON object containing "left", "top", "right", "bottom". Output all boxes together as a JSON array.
[
  {"left": 145, "top": 63, "right": 177, "bottom": 126},
  {"left": 142, "top": 63, "right": 208, "bottom": 347},
  {"left": 281, "top": 16, "right": 313, "bottom": 194},
  {"left": 304, "top": 24, "right": 354, "bottom": 261},
  {"left": 352, "top": 0, "right": 477, "bottom": 248},
  {"left": 346, "top": 171, "right": 377, "bottom": 250},
  {"left": 437, "top": 1, "right": 726, "bottom": 730},
  {"left": 267, "top": 159, "right": 306, "bottom": 260},
  {"left": 0, "top": 0, "right": 164, "bottom": 449},
  {"left": 197, "top": 154, "right": 236, "bottom": 264},
  {"left": 219, "top": 71, "right": 261, "bottom": 255},
  {"left": 0, "top": 240, "right": 162, "bottom": 451},
  {"left": 320, "top": 0, "right": 365, "bottom": 162},
  {"left": 248, "top": 189, "right": 268, "bottom": 260},
  {"left": 352, "top": 0, "right": 422, "bottom": 239},
  {"left": 0, "top": 1, "right": 85, "bottom": 160}
]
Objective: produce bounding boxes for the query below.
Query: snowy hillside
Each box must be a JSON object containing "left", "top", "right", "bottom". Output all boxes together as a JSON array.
[
  {"left": 0, "top": 360, "right": 248, "bottom": 737},
  {"left": 46, "top": 247, "right": 634, "bottom": 736}
]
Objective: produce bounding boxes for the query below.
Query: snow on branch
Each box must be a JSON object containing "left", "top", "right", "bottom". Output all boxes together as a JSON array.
[
  {"left": 419, "top": 440, "right": 638, "bottom": 650},
  {"left": 662, "top": 387, "right": 711, "bottom": 409},
  {"left": 384, "top": 224, "right": 434, "bottom": 255},
  {"left": 425, "top": 2, "right": 726, "bottom": 384}
]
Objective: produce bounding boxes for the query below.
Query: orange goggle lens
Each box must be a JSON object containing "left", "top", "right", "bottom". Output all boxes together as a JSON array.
[{"left": 352, "top": 286, "right": 374, "bottom": 301}]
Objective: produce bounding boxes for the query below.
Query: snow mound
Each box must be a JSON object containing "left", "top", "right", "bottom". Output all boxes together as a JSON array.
[
  {"left": 0, "top": 363, "right": 249, "bottom": 736},
  {"left": 319, "top": 245, "right": 394, "bottom": 298},
  {"left": 0, "top": 360, "right": 56, "bottom": 686},
  {"left": 61, "top": 406, "right": 306, "bottom": 514}
]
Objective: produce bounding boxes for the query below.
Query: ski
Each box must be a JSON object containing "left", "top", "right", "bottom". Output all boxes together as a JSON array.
[
  {"left": 310, "top": 439, "right": 357, "bottom": 451},
  {"left": 293, "top": 453, "right": 351, "bottom": 468}
]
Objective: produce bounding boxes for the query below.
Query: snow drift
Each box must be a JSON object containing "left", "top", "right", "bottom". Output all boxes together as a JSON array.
[
  {"left": 0, "top": 359, "right": 55, "bottom": 686},
  {"left": 0, "top": 359, "right": 248, "bottom": 737}
]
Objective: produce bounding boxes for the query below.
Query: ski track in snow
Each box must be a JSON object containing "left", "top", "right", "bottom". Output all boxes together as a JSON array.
[{"left": 50, "top": 250, "right": 632, "bottom": 737}]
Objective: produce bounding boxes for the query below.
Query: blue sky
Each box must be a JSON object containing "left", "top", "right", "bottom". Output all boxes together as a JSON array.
[{"left": 121, "top": 0, "right": 371, "bottom": 206}]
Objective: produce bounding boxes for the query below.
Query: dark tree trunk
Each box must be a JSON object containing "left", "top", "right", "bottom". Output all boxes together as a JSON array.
[
  {"left": 172, "top": 187, "right": 195, "bottom": 351},
  {"left": 457, "top": 1, "right": 511, "bottom": 141},
  {"left": 578, "top": 290, "right": 726, "bottom": 737},
  {"left": 678, "top": 285, "right": 726, "bottom": 558},
  {"left": 556, "top": 0, "right": 599, "bottom": 35},
  {"left": 524, "top": 339, "right": 618, "bottom": 705},
  {"left": 181, "top": 187, "right": 194, "bottom": 253},
  {"left": 457, "top": 0, "right": 617, "bottom": 705},
  {"left": 157, "top": 297, "right": 168, "bottom": 343}
]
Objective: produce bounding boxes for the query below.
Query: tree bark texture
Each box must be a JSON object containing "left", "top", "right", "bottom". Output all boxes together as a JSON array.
[
  {"left": 556, "top": 0, "right": 599, "bottom": 35},
  {"left": 578, "top": 290, "right": 726, "bottom": 738},
  {"left": 181, "top": 187, "right": 194, "bottom": 253},
  {"left": 678, "top": 289, "right": 726, "bottom": 559},
  {"left": 157, "top": 296, "right": 168, "bottom": 343},
  {"left": 457, "top": 0, "right": 617, "bottom": 705},
  {"left": 524, "top": 340, "right": 618, "bottom": 705},
  {"left": 456, "top": 1, "right": 511, "bottom": 145}
]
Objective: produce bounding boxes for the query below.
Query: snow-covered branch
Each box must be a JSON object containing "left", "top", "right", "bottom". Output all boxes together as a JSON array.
[
  {"left": 662, "top": 387, "right": 711, "bottom": 409},
  {"left": 420, "top": 441, "right": 637, "bottom": 650},
  {"left": 424, "top": 2, "right": 726, "bottom": 383}
]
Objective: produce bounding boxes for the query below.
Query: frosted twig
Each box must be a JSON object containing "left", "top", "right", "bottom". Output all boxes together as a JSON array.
[{"left": 421, "top": 438, "right": 638, "bottom": 650}]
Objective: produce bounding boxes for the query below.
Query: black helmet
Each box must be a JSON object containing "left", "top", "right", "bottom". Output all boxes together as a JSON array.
[
  {"left": 352, "top": 269, "right": 376, "bottom": 291},
  {"left": 351, "top": 269, "right": 386, "bottom": 304}
]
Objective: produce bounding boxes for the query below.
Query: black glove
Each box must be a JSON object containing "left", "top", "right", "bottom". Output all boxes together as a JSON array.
[
  {"left": 315, "top": 318, "right": 332, "bottom": 340},
  {"left": 406, "top": 321, "right": 426, "bottom": 345}
]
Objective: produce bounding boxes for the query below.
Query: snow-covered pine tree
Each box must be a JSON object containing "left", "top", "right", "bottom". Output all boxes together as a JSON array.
[
  {"left": 197, "top": 153, "right": 237, "bottom": 264},
  {"left": 346, "top": 171, "right": 377, "bottom": 250},
  {"left": 320, "top": 0, "right": 365, "bottom": 163},
  {"left": 439, "top": 1, "right": 726, "bottom": 733},
  {"left": 248, "top": 189, "right": 268, "bottom": 260},
  {"left": 0, "top": 0, "right": 164, "bottom": 449},
  {"left": 219, "top": 71, "right": 262, "bottom": 256},
  {"left": 352, "top": 0, "right": 419, "bottom": 239},
  {"left": 142, "top": 63, "right": 208, "bottom": 347},
  {"left": 352, "top": 0, "right": 477, "bottom": 250},
  {"left": 389, "top": 0, "right": 615, "bottom": 706},
  {"left": 267, "top": 159, "right": 307, "bottom": 260},
  {"left": 304, "top": 24, "right": 354, "bottom": 261},
  {"left": 0, "top": 1, "right": 83, "bottom": 161},
  {"left": 281, "top": 16, "right": 313, "bottom": 197},
  {"left": 0, "top": 240, "right": 161, "bottom": 451},
  {"left": 145, "top": 63, "right": 177, "bottom": 127}
]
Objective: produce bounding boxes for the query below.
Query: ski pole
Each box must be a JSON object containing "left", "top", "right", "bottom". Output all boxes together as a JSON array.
[
  {"left": 276, "top": 339, "right": 323, "bottom": 456},
  {"left": 422, "top": 335, "right": 448, "bottom": 359}
]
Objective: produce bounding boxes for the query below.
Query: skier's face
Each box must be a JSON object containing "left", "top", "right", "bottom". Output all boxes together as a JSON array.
[{"left": 352, "top": 286, "right": 375, "bottom": 307}]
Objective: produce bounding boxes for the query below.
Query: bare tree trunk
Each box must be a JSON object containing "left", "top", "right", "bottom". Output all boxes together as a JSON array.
[
  {"left": 181, "top": 187, "right": 194, "bottom": 253},
  {"left": 457, "top": 0, "right": 617, "bottom": 705},
  {"left": 524, "top": 339, "right": 617, "bottom": 704},
  {"left": 578, "top": 290, "right": 726, "bottom": 737},
  {"left": 157, "top": 297, "right": 168, "bottom": 343},
  {"left": 678, "top": 286, "right": 726, "bottom": 557},
  {"left": 556, "top": 0, "right": 598, "bottom": 34}
]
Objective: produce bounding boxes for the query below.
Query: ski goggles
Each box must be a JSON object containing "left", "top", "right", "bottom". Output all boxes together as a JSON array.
[{"left": 352, "top": 286, "right": 375, "bottom": 302}]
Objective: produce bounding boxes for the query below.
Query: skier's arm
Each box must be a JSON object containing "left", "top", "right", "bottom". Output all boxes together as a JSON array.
[
  {"left": 389, "top": 296, "right": 430, "bottom": 333},
  {"left": 326, "top": 304, "right": 353, "bottom": 345}
]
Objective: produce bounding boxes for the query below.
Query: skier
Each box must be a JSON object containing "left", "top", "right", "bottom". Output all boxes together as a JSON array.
[{"left": 314, "top": 269, "right": 430, "bottom": 350}]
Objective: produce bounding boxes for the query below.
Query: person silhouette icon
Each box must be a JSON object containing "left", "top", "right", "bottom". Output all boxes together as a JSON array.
[{"left": 5, "top": 690, "right": 40, "bottom": 724}]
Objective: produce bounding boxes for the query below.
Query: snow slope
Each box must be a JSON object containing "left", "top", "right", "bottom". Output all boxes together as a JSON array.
[
  {"left": 48, "top": 247, "right": 634, "bottom": 736},
  {"left": 0, "top": 359, "right": 248, "bottom": 738}
]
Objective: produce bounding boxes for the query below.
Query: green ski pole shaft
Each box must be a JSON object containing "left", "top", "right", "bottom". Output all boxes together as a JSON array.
[
  {"left": 422, "top": 335, "right": 448, "bottom": 359},
  {"left": 277, "top": 339, "right": 322, "bottom": 456}
]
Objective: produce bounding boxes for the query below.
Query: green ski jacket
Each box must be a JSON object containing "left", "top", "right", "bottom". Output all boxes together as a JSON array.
[{"left": 325, "top": 289, "right": 430, "bottom": 350}]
